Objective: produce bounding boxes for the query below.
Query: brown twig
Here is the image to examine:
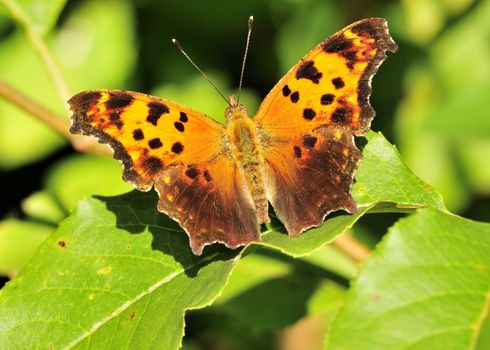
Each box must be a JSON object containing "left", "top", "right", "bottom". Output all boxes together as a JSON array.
[
  {"left": 0, "top": 79, "right": 111, "bottom": 156},
  {"left": 0, "top": 79, "right": 70, "bottom": 138},
  {"left": 332, "top": 232, "right": 371, "bottom": 264}
]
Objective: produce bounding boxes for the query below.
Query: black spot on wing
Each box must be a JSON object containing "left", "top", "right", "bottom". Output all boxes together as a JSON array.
[
  {"left": 323, "top": 34, "right": 353, "bottom": 53},
  {"left": 147, "top": 101, "right": 169, "bottom": 126},
  {"left": 174, "top": 122, "right": 185, "bottom": 132},
  {"left": 342, "top": 51, "right": 358, "bottom": 70},
  {"left": 332, "top": 77, "right": 345, "bottom": 89},
  {"left": 185, "top": 167, "right": 199, "bottom": 179},
  {"left": 282, "top": 85, "right": 291, "bottom": 97},
  {"left": 351, "top": 20, "right": 378, "bottom": 38},
  {"left": 303, "top": 136, "right": 317, "bottom": 148},
  {"left": 179, "top": 112, "right": 188, "bottom": 122},
  {"left": 303, "top": 108, "right": 316, "bottom": 120},
  {"left": 106, "top": 92, "right": 134, "bottom": 109},
  {"left": 290, "top": 91, "right": 300, "bottom": 103},
  {"left": 69, "top": 91, "right": 102, "bottom": 120},
  {"left": 142, "top": 156, "right": 163, "bottom": 176},
  {"left": 321, "top": 94, "right": 334, "bottom": 105},
  {"left": 331, "top": 107, "right": 353, "bottom": 124},
  {"left": 148, "top": 138, "right": 162, "bottom": 149},
  {"left": 171, "top": 142, "right": 184, "bottom": 154},
  {"left": 109, "top": 111, "right": 123, "bottom": 129},
  {"left": 295, "top": 60, "right": 322, "bottom": 84},
  {"left": 294, "top": 146, "right": 302, "bottom": 158},
  {"left": 203, "top": 170, "right": 212, "bottom": 182},
  {"left": 133, "top": 129, "right": 144, "bottom": 140}
]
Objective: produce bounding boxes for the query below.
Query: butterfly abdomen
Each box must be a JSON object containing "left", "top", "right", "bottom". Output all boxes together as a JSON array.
[{"left": 227, "top": 112, "right": 269, "bottom": 224}]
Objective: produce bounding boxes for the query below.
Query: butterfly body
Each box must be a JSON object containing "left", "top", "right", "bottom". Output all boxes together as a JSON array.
[
  {"left": 69, "top": 18, "right": 397, "bottom": 255},
  {"left": 225, "top": 101, "right": 270, "bottom": 224}
]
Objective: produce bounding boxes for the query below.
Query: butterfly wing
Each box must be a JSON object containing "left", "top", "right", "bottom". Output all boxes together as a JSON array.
[
  {"left": 254, "top": 18, "right": 397, "bottom": 234},
  {"left": 69, "top": 90, "right": 259, "bottom": 254}
]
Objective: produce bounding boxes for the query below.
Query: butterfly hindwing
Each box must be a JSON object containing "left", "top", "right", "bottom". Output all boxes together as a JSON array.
[
  {"left": 255, "top": 18, "right": 397, "bottom": 234},
  {"left": 155, "top": 157, "right": 260, "bottom": 255}
]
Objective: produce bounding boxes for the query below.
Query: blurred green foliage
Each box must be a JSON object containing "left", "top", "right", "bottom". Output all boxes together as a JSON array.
[{"left": 0, "top": 0, "right": 489, "bottom": 348}]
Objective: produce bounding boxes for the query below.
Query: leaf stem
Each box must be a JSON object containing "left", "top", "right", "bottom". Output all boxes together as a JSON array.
[
  {"left": 0, "top": 79, "right": 112, "bottom": 156},
  {"left": 0, "top": 79, "right": 70, "bottom": 138},
  {"left": 25, "top": 26, "right": 71, "bottom": 104},
  {"left": 1, "top": 0, "right": 71, "bottom": 105},
  {"left": 332, "top": 233, "right": 371, "bottom": 264}
]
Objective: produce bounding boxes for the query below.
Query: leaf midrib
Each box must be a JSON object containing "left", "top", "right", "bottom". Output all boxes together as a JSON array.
[
  {"left": 63, "top": 252, "right": 221, "bottom": 349},
  {"left": 469, "top": 286, "right": 490, "bottom": 349}
]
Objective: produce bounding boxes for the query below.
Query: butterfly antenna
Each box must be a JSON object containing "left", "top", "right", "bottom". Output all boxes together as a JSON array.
[
  {"left": 237, "top": 16, "right": 253, "bottom": 104},
  {"left": 172, "top": 38, "right": 230, "bottom": 106}
]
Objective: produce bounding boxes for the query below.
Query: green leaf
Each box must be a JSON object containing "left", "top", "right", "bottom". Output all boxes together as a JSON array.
[
  {"left": 258, "top": 131, "right": 445, "bottom": 257},
  {"left": 0, "top": 191, "right": 238, "bottom": 349},
  {"left": 0, "top": 0, "right": 66, "bottom": 35},
  {"left": 395, "top": 0, "right": 490, "bottom": 211},
  {"left": 215, "top": 272, "right": 324, "bottom": 334},
  {"left": 325, "top": 208, "right": 490, "bottom": 350},
  {"left": 21, "top": 191, "right": 65, "bottom": 224},
  {"left": 0, "top": 132, "right": 444, "bottom": 348},
  {"left": 353, "top": 131, "right": 445, "bottom": 209},
  {"left": 0, "top": 219, "right": 53, "bottom": 277},
  {"left": 44, "top": 154, "right": 132, "bottom": 212}
]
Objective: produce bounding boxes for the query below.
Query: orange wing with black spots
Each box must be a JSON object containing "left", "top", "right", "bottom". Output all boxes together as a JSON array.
[
  {"left": 69, "top": 90, "right": 225, "bottom": 191},
  {"left": 255, "top": 18, "right": 397, "bottom": 234},
  {"left": 69, "top": 90, "right": 260, "bottom": 254}
]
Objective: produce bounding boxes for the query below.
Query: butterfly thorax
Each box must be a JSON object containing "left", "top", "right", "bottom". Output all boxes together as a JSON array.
[{"left": 225, "top": 104, "right": 270, "bottom": 224}]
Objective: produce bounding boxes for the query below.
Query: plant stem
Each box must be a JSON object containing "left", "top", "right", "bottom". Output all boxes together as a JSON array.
[
  {"left": 1, "top": 0, "right": 71, "bottom": 105},
  {"left": 25, "top": 27, "right": 71, "bottom": 105},
  {"left": 0, "top": 79, "right": 70, "bottom": 138},
  {"left": 0, "top": 79, "right": 112, "bottom": 156},
  {"left": 332, "top": 233, "right": 371, "bottom": 264}
]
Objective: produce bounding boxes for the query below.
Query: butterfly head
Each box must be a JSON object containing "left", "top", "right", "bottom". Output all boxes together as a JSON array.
[{"left": 225, "top": 95, "right": 249, "bottom": 121}]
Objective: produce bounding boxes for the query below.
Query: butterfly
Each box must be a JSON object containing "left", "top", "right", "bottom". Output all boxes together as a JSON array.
[{"left": 69, "top": 18, "right": 397, "bottom": 255}]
